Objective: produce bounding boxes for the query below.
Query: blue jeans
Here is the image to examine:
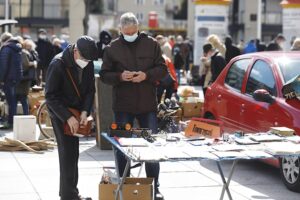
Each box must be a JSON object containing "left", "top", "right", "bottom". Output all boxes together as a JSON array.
[
  {"left": 16, "top": 95, "right": 29, "bottom": 115},
  {"left": 3, "top": 83, "right": 17, "bottom": 125},
  {"left": 114, "top": 112, "right": 160, "bottom": 190}
]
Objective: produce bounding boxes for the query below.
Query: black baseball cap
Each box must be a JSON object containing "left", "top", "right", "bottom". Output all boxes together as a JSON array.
[{"left": 76, "top": 35, "right": 98, "bottom": 61}]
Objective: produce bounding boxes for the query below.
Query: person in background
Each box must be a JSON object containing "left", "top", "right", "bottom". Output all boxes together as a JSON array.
[
  {"left": 52, "top": 37, "right": 63, "bottom": 56},
  {"left": 0, "top": 33, "right": 23, "bottom": 129},
  {"left": 24, "top": 39, "right": 40, "bottom": 86},
  {"left": 45, "top": 36, "right": 97, "bottom": 200},
  {"left": 256, "top": 39, "right": 266, "bottom": 52},
  {"left": 96, "top": 30, "right": 112, "bottom": 59},
  {"left": 291, "top": 38, "right": 300, "bottom": 51},
  {"left": 60, "top": 34, "right": 70, "bottom": 50},
  {"left": 174, "top": 35, "right": 189, "bottom": 75},
  {"left": 203, "top": 43, "right": 226, "bottom": 84},
  {"left": 185, "top": 38, "right": 194, "bottom": 72},
  {"left": 100, "top": 12, "right": 167, "bottom": 200},
  {"left": 200, "top": 46, "right": 212, "bottom": 95},
  {"left": 224, "top": 35, "right": 240, "bottom": 64},
  {"left": 237, "top": 39, "right": 245, "bottom": 53},
  {"left": 266, "top": 34, "right": 286, "bottom": 51},
  {"left": 207, "top": 34, "right": 226, "bottom": 58},
  {"left": 168, "top": 35, "right": 175, "bottom": 48},
  {"left": 156, "top": 54, "right": 178, "bottom": 103},
  {"left": 173, "top": 44, "right": 184, "bottom": 85},
  {"left": 36, "top": 28, "right": 54, "bottom": 85},
  {"left": 16, "top": 38, "right": 37, "bottom": 115},
  {"left": 243, "top": 39, "right": 257, "bottom": 54},
  {"left": 156, "top": 35, "right": 172, "bottom": 60}
]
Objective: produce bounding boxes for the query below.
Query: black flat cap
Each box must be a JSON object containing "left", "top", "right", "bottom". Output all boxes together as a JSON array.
[{"left": 76, "top": 35, "right": 98, "bottom": 61}]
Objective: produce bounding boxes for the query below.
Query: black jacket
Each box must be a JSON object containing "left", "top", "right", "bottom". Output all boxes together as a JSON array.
[
  {"left": 225, "top": 44, "right": 240, "bottom": 64},
  {"left": 211, "top": 52, "right": 226, "bottom": 83},
  {"left": 100, "top": 32, "right": 167, "bottom": 114},
  {"left": 266, "top": 42, "right": 282, "bottom": 51},
  {"left": 0, "top": 39, "right": 23, "bottom": 83},
  {"left": 45, "top": 45, "right": 95, "bottom": 123},
  {"left": 36, "top": 38, "right": 54, "bottom": 68}
]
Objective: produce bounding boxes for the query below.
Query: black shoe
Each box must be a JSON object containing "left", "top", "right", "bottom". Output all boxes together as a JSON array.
[
  {"left": 77, "top": 195, "right": 92, "bottom": 200},
  {"left": 155, "top": 189, "right": 164, "bottom": 200}
]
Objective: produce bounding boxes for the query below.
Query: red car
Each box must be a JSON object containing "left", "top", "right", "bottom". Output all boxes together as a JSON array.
[{"left": 203, "top": 52, "right": 300, "bottom": 192}]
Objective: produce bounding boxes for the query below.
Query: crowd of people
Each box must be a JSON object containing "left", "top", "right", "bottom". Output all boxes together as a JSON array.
[{"left": 0, "top": 29, "right": 69, "bottom": 129}]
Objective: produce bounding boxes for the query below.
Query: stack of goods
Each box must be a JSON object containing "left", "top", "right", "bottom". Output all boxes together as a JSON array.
[{"left": 178, "top": 86, "right": 204, "bottom": 118}]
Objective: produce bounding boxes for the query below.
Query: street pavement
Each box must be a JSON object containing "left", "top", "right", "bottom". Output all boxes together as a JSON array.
[{"left": 1, "top": 129, "right": 300, "bottom": 200}]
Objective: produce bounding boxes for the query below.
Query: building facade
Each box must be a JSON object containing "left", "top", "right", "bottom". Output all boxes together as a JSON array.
[
  {"left": 230, "top": 0, "right": 282, "bottom": 44},
  {"left": 188, "top": 0, "right": 283, "bottom": 45},
  {"left": 0, "top": 0, "right": 69, "bottom": 39}
]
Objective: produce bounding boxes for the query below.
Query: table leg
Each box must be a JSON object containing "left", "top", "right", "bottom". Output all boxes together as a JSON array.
[
  {"left": 115, "top": 158, "right": 131, "bottom": 200},
  {"left": 217, "top": 160, "right": 238, "bottom": 200}
]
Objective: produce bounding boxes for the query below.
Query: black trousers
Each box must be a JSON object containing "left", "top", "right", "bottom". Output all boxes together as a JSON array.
[{"left": 51, "top": 117, "right": 79, "bottom": 200}]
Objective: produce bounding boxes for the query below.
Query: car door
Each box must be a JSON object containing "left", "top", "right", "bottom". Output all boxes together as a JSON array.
[
  {"left": 216, "top": 59, "right": 251, "bottom": 132},
  {"left": 239, "top": 59, "right": 281, "bottom": 132}
]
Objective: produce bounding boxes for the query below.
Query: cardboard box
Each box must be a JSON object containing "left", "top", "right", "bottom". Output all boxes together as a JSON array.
[
  {"left": 99, "top": 178, "right": 154, "bottom": 200},
  {"left": 182, "top": 102, "right": 203, "bottom": 117},
  {"left": 185, "top": 118, "right": 222, "bottom": 138}
]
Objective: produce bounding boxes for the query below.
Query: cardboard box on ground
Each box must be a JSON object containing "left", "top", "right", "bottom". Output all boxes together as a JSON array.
[{"left": 99, "top": 178, "right": 154, "bottom": 200}]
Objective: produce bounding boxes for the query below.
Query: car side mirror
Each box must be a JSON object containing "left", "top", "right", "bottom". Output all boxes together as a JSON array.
[{"left": 253, "top": 89, "right": 275, "bottom": 104}]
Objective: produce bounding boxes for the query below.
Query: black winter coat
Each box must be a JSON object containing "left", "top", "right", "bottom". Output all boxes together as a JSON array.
[
  {"left": 36, "top": 38, "right": 54, "bottom": 68},
  {"left": 0, "top": 40, "right": 23, "bottom": 84},
  {"left": 266, "top": 42, "right": 282, "bottom": 51},
  {"left": 211, "top": 52, "right": 226, "bottom": 83},
  {"left": 45, "top": 45, "right": 95, "bottom": 123},
  {"left": 225, "top": 44, "right": 241, "bottom": 64},
  {"left": 100, "top": 32, "right": 167, "bottom": 114}
]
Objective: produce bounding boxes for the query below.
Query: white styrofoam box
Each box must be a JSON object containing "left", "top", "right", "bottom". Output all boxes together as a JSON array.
[{"left": 13, "top": 115, "right": 37, "bottom": 142}]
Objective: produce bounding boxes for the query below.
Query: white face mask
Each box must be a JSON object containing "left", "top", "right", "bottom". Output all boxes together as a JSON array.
[
  {"left": 39, "top": 34, "right": 47, "bottom": 40},
  {"left": 123, "top": 32, "right": 138, "bottom": 42},
  {"left": 75, "top": 59, "right": 89, "bottom": 69}
]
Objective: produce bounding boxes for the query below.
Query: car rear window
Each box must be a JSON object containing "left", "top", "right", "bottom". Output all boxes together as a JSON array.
[{"left": 225, "top": 59, "right": 251, "bottom": 91}]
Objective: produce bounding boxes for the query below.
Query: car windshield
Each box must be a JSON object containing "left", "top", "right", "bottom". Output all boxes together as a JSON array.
[{"left": 277, "top": 58, "right": 300, "bottom": 83}]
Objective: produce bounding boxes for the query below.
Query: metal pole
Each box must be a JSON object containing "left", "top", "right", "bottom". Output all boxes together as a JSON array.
[
  {"left": 5, "top": 0, "right": 9, "bottom": 32},
  {"left": 257, "top": 0, "right": 262, "bottom": 40}
]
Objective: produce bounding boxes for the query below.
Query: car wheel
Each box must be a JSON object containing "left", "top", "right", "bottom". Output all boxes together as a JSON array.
[{"left": 280, "top": 156, "right": 300, "bottom": 192}]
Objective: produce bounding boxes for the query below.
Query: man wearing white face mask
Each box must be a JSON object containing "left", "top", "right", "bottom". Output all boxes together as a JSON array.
[
  {"left": 45, "top": 36, "right": 97, "bottom": 200},
  {"left": 100, "top": 12, "right": 167, "bottom": 200}
]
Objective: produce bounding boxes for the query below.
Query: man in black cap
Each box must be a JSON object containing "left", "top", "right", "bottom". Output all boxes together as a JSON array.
[
  {"left": 266, "top": 33, "right": 286, "bottom": 51},
  {"left": 45, "top": 35, "right": 97, "bottom": 200}
]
